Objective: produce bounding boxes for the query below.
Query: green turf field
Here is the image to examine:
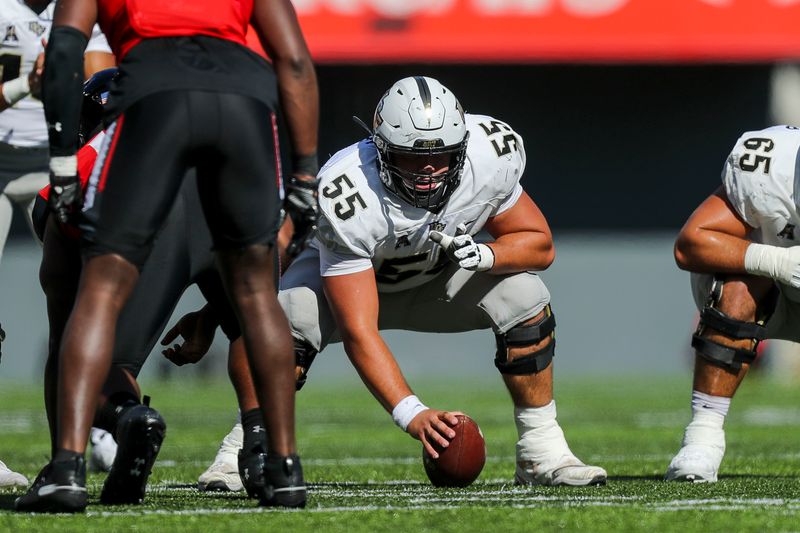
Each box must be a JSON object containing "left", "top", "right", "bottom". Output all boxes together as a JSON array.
[{"left": 1, "top": 375, "right": 799, "bottom": 531}]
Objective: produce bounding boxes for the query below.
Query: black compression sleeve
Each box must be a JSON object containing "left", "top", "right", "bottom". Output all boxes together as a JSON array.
[{"left": 42, "top": 26, "right": 88, "bottom": 157}]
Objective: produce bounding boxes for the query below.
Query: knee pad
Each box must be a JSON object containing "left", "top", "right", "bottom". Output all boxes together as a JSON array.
[
  {"left": 692, "top": 277, "right": 775, "bottom": 370},
  {"left": 494, "top": 305, "right": 556, "bottom": 375},
  {"left": 294, "top": 337, "right": 318, "bottom": 391}
]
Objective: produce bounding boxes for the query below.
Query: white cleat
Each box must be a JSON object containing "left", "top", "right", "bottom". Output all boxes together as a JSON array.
[
  {"left": 0, "top": 460, "right": 28, "bottom": 488},
  {"left": 665, "top": 412, "right": 725, "bottom": 483},
  {"left": 88, "top": 427, "right": 118, "bottom": 473},
  {"left": 198, "top": 423, "right": 244, "bottom": 492},
  {"left": 515, "top": 454, "right": 607, "bottom": 486},
  {"left": 665, "top": 444, "right": 723, "bottom": 483},
  {"left": 514, "top": 401, "right": 607, "bottom": 487}
]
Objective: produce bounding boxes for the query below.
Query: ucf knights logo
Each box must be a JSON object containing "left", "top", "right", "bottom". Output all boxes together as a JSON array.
[{"left": 29, "top": 21, "right": 47, "bottom": 37}]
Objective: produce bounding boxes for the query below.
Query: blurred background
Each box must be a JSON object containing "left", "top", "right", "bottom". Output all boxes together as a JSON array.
[{"left": 3, "top": 0, "right": 800, "bottom": 389}]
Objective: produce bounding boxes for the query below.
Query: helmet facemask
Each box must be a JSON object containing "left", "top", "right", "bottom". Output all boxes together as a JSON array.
[
  {"left": 374, "top": 133, "right": 468, "bottom": 212},
  {"left": 78, "top": 67, "right": 117, "bottom": 147}
]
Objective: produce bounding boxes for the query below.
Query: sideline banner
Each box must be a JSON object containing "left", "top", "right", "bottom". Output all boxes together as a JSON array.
[{"left": 294, "top": 0, "right": 800, "bottom": 62}]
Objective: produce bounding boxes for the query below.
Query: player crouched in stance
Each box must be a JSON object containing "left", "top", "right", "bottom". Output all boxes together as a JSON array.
[
  {"left": 209, "top": 77, "right": 607, "bottom": 487},
  {"left": 666, "top": 125, "right": 800, "bottom": 482}
]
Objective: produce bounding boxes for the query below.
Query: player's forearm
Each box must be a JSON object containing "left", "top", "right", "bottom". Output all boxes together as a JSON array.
[
  {"left": 486, "top": 230, "right": 555, "bottom": 274},
  {"left": 674, "top": 227, "right": 750, "bottom": 273},
  {"left": 341, "top": 331, "right": 414, "bottom": 413},
  {"left": 275, "top": 58, "right": 319, "bottom": 168},
  {"left": 43, "top": 26, "right": 87, "bottom": 158}
]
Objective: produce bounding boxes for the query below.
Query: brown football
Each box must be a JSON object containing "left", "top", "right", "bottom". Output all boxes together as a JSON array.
[{"left": 422, "top": 414, "right": 486, "bottom": 487}]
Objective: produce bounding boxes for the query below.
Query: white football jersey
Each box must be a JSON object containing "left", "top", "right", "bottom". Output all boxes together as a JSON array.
[
  {"left": 0, "top": 1, "right": 111, "bottom": 147},
  {"left": 722, "top": 125, "right": 800, "bottom": 247},
  {"left": 315, "top": 113, "right": 525, "bottom": 293}
]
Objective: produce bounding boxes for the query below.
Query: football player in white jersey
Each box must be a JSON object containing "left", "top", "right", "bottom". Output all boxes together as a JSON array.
[
  {"left": 0, "top": 0, "right": 114, "bottom": 261},
  {"left": 666, "top": 125, "right": 800, "bottom": 482},
  {"left": 0, "top": 0, "right": 114, "bottom": 489},
  {"left": 203, "top": 76, "right": 607, "bottom": 488}
]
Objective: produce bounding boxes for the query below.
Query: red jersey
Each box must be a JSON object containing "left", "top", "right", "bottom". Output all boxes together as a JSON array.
[
  {"left": 39, "top": 132, "right": 106, "bottom": 202},
  {"left": 97, "top": 0, "right": 253, "bottom": 59}
]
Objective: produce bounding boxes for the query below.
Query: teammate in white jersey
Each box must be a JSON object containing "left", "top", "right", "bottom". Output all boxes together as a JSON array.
[
  {"left": 0, "top": 0, "right": 113, "bottom": 261},
  {"left": 666, "top": 125, "right": 800, "bottom": 482},
  {"left": 203, "top": 76, "right": 607, "bottom": 488}
]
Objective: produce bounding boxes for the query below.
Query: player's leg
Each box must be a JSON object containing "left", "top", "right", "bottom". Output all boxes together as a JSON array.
[
  {"left": 381, "top": 267, "right": 606, "bottom": 486},
  {"left": 196, "top": 91, "right": 303, "bottom": 508},
  {"left": 460, "top": 270, "right": 605, "bottom": 486},
  {"left": 198, "top": 247, "right": 328, "bottom": 494},
  {"left": 0, "top": 192, "right": 12, "bottom": 263},
  {"left": 194, "top": 272, "right": 254, "bottom": 493},
  {"left": 0, "top": 143, "right": 48, "bottom": 260},
  {"left": 16, "top": 96, "right": 191, "bottom": 513},
  {"left": 95, "top": 178, "right": 211, "bottom": 503},
  {"left": 39, "top": 212, "right": 82, "bottom": 457},
  {"left": 665, "top": 274, "right": 776, "bottom": 482}
]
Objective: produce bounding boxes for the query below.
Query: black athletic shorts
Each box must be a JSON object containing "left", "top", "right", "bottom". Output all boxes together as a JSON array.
[
  {"left": 81, "top": 89, "right": 284, "bottom": 269},
  {"left": 41, "top": 171, "right": 241, "bottom": 376}
]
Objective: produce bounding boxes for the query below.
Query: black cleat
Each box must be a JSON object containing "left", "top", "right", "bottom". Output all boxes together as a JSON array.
[
  {"left": 238, "top": 449, "right": 267, "bottom": 499},
  {"left": 259, "top": 454, "right": 306, "bottom": 508},
  {"left": 15, "top": 457, "right": 87, "bottom": 513},
  {"left": 100, "top": 404, "right": 166, "bottom": 505}
]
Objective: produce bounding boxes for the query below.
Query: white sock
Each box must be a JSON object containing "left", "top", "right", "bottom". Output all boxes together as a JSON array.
[
  {"left": 682, "top": 391, "right": 727, "bottom": 450},
  {"left": 515, "top": 400, "right": 574, "bottom": 464},
  {"left": 691, "top": 390, "right": 731, "bottom": 419}
]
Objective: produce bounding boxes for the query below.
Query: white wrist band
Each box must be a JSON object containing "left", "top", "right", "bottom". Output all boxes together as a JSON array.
[
  {"left": 2, "top": 76, "right": 31, "bottom": 106},
  {"left": 49, "top": 155, "right": 78, "bottom": 177},
  {"left": 744, "top": 242, "right": 781, "bottom": 279},
  {"left": 391, "top": 395, "right": 428, "bottom": 432}
]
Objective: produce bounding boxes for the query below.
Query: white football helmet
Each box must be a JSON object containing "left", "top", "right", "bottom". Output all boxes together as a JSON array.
[{"left": 372, "top": 76, "right": 468, "bottom": 212}]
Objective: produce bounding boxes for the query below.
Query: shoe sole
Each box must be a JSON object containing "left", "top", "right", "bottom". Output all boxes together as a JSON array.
[
  {"left": 515, "top": 472, "right": 608, "bottom": 487},
  {"left": 665, "top": 473, "right": 716, "bottom": 483},
  {"left": 553, "top": 473, "right": 608, "bottom": 487},
  {"left": 100, "top": 409, "right": 166, "bottom": 505},
  {"left": 15, "top": 487, "right": 87, "bottom": 513},
  {"left": 259, "top": 485, "right": 307, "bottom": 508},
  {"left": 198, "top": 480, "right": 242, "bottom": 492}
]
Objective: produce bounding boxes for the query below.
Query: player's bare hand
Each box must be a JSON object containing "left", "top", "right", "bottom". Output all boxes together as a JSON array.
[
  {"left": 407, "top": 409, "right": 461, "bottom": 459},
  {"left": 161, "top": 308, "right": 218, "bottom": 366}
]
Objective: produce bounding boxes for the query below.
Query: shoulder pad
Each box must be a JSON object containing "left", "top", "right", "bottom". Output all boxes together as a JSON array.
[{"left": 316, "top": 141, "right": 388, "bottom": 258}]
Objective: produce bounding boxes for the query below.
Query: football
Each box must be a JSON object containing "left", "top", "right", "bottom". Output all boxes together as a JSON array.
[{"left": 422, "top": 414, "right": 486, "bottom": 487}]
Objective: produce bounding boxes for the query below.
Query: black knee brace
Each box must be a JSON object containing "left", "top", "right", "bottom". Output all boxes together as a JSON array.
[
  {"left": 494, "top": 305, "right": 556, "bottom": 375},
  {"left": 294, "top": 337, "right": 318, "bottom": 391},
  {"left": 692, "top": 277, "right": 774, "bottom": 370}
]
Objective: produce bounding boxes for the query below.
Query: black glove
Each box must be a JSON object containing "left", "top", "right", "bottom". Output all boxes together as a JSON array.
[
  {"left": 1, "top": 322, "right": 5, "bottom": 363},
  {"left": 284, "top": 175, "right": 320, "bottom": 258},
  {"left": 49, "top": 173, "right": 82, "bottom": 225}
]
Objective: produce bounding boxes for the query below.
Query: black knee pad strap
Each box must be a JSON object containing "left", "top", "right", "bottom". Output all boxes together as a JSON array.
[
  {"left": 699, "top": 307, "right": 767, "bottom": 341},
  {"left": 294, "top": 337, "right": 318, "bottom": 391},
  {"left": 495, "top": 307, "right": 556, "bottom": 375},
  {"left": 692, "top": 334, "right": 757, "bottom": 370}
]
